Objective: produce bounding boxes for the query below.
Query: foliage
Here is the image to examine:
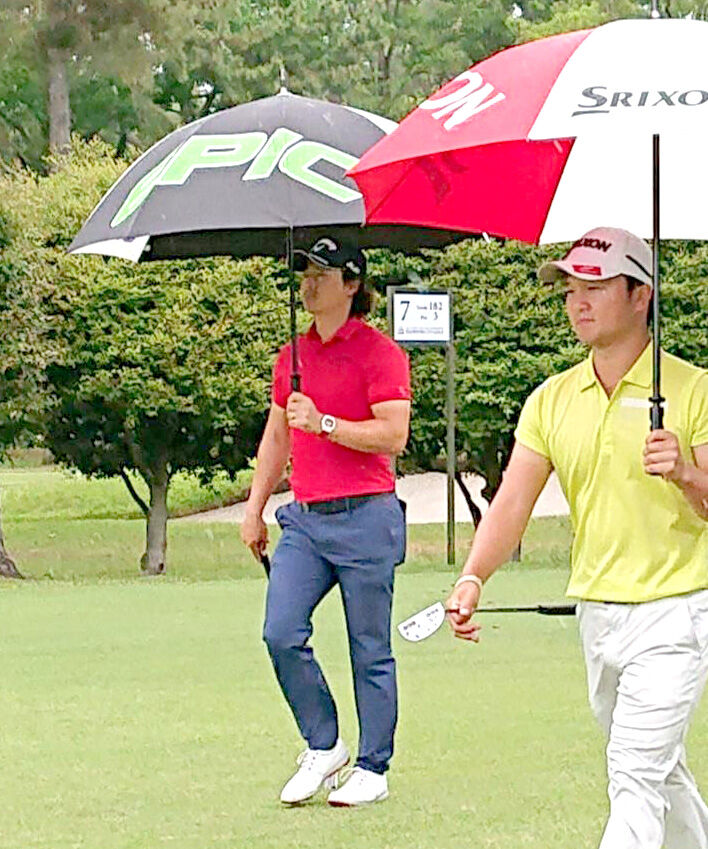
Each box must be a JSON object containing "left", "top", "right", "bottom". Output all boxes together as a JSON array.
[
  {"left": 4, "top": 0, "right": 708, "bottom": 168},
  {"left": 0, "top": 18, "right": 47, "bottom": 171},
  {"left": 513, "top": 0, "right": 644, "bottom": 42},
  {"left": 44, "top": 252, "right": 284, "bottom": 482},
  {"left": 0, "top": 1, "right": 174, "bottom": 168},
  {"left": 658, "top": 241, "right": 708, "bottom": 367},
  {"left": 0, "top": 137, "right": 290, "bottom": 571},
  {"left": 0, "top": 0, "right": 518, "bottom": 165},
  {"left": 369, "top": 236, "right": 708, "bottom": 504}
]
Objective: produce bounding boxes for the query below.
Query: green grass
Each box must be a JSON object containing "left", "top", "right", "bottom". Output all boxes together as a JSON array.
[
  {"left": 0, "top": 466, "right": 571, "bottom": 580},
  {"left": 4, "top": 515, "right": 572, "bottom": 583},
  {"left": 1, "top": 572, "right": 706, "bottom": 849},
  {"left": 1, "top": 471, "right": 706, "bottom": 848},
  {"left": 0, "top": 466, "right": 253, "bottom": 521},
  {"left": 5, "top": 518, "right": 262, "bottom": 581}
]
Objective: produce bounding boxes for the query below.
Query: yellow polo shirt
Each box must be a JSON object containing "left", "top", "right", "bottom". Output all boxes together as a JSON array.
[{"left": 515, "top": 344, "right": 708, "bottom": 602}]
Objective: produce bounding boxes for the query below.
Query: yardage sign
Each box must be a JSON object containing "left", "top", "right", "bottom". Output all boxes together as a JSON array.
[{"left": 388, "top": 288, "right": 452, "bottom": 345}]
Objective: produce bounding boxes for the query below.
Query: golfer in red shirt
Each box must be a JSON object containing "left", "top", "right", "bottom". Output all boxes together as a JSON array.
[{"left": 241, "top": 236, "right": 410, "bottom": 807}]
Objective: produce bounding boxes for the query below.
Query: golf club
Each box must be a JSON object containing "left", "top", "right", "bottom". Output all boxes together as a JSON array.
[
  {"left": 397, "top": 600, "right": 577, "bottom": 642},
  {"left": 260, "top": 552, "right": 271, "bottom": 577}
]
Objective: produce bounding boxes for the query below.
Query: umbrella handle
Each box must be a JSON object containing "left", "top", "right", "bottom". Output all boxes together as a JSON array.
[{"left": 286, "top": 226, "right": 301, "bottom": 392}]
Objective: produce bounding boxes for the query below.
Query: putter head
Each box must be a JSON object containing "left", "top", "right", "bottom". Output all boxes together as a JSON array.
[{"left": 397, "top": 601, "right": 446, "bottom": 642}]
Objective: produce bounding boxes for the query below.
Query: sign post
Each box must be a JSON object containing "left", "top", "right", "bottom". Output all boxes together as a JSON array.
[{"left": 388, "top": 287, "right": 455, "bottom": 566}]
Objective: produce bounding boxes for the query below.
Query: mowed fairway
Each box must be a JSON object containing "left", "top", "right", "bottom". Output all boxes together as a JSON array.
[
  {"left": 0, "top": 468, "right": 706, "bottom": 848},
  {"left": 2, "top": 569, "right": 707, "bottom": 849}
]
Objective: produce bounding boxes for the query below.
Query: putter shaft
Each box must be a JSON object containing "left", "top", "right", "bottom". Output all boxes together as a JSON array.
[{"left": 446, "top": 604, "right": 576, "bottom": 615}]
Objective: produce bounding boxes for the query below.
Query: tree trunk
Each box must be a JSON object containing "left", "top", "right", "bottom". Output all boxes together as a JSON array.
[
  {"left": 0, "top": 499, "right": 22, "bottom": 579},
  {"left": 48, "top": 46, "right": 71, "bottom": 157},
  {"left": 459, "top": 465, "right": 522, "bottom": 561},
  {"left": 454, "top": 471, "right": 482, "bottom": 528},
  {"left": 140, "top": 471, "right": 169, "bottom": 575}
]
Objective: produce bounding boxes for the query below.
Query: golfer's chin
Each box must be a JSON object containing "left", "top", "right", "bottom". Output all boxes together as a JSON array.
[
  {"left": 301, "top": 295, "right": 318, "bottom": 314},
  {"left": 572, "top": 320, "right": 597, "bottom": 344}
]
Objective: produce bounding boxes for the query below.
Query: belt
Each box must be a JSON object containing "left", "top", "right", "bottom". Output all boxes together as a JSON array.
[{"left": 299, "top": 492, "right": 392, "bottom": 515}]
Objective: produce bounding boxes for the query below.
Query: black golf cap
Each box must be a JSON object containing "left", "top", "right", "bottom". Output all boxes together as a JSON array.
[{"left": 293, "top": 236, "right": 366, "bottom": 278}]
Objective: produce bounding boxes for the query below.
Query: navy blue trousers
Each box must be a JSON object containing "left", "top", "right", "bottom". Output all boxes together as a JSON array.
[{"left": 263, "top": 494, "right": 405, "bottom": 774}]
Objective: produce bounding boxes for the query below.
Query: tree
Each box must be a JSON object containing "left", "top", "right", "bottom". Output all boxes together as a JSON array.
[
  {"left": 0, "top": 1, "right": 173, "bottom": 168},
  {"left": 369, "top": 241, "right": 581, "bottom": 515},
  {"left": 369, "top": 235, "right": 707, "bottom": 524},
  {"left": 512, "top": 0, "right": 644, "bottom": 42},
  {"left": 45, "top": 255, "right": 285, "bottom": 573},
  {"left": 0, "top": 242, "right": 28, "bottom": 577},
  {"left": 0, "top": 175, "right": 62, "bottom": 577},
  {"left": 509, "top": 0, "right": 708, "bottom": 44},
  {"left": 2, "top": 138, "right": 290, "bottom": 573},
  {"left": 150, "top": 0, "right": 517, "bottom": 123}
]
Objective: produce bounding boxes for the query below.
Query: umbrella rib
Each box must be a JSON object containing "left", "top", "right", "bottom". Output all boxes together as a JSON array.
[{"left": 535, "top": 138, "right": 576, "bottom": 245}]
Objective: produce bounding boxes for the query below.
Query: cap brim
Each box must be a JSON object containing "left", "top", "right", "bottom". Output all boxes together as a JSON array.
[
  {"left": 537, "top": 259, "right": 619, "bottom": 284},
  {"left": 538, "top": 260, "right": 572, "bottom": 283},
  {"left": 292, "top": 250, "right": 331, "bottom": 272}
]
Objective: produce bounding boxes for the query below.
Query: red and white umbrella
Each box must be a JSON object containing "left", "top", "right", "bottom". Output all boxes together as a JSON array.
[
  {"left": 349, "top": 17, "right": 708, "bottom": 427},
  {"left": 349, "top": 17, "right": 708, "bottom": 243}
]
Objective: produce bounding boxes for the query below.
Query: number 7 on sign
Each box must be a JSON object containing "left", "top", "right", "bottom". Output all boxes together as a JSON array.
[{"left": 400, "top": 299, "right": 410, "bottom": 321}]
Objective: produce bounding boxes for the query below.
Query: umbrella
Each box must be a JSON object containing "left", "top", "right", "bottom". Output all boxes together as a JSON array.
[
  {"left": 69, "top": 89, "right": 460, "bottom": 389},
  {"left": 349, "top": 16, "right": 708, "bottom": 428}
]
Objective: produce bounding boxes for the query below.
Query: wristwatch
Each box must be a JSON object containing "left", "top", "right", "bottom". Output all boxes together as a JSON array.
[{"left": 320, "top": 414, "right": 337, "bottom": 435}]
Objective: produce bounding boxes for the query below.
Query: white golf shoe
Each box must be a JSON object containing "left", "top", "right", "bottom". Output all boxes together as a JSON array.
[
  {"left": 279, "top": 738, "right": 349, "bottom": 805},
  {"left": 327, "top": 767, "right": 389, "bottom": 807}
]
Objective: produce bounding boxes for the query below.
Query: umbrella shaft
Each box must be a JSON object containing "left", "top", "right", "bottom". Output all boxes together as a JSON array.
[
  {"left": 651, "top": 133, "right": 664, "bottom": 430},
  {"left": 286, "top": 227, "right": 301, "bottom": 392}
]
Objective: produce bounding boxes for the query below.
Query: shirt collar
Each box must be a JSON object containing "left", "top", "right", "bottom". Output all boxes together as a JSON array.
[
  {"left": 579, "top": 355, "right": 597, "bottom": 391},
  {"left": 579, "top": 342, "right": 653, "bottom": 392},
  {"left": 305, "top": 316, "right": 363, "bottom": 345},
  {"left": 620, "top": 342, "right": 652, "bottom": 389}
]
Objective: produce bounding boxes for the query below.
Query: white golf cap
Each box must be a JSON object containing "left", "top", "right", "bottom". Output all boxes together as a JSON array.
[{"left": 538, "top": 227, "right": 653, "bottom": 286}]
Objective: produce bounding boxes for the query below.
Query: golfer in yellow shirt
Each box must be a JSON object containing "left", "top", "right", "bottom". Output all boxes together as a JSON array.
[{"left": 448, "top": 227, "right": 708, "bottom": 849}]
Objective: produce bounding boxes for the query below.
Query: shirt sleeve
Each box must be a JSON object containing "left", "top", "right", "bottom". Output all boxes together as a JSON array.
[
  {"left": 514, "top": 383, "right": 551, "bottom": 459},
  {"left": 366, "top": 339, "right": 411, "bottom": 406},
  {"left": 271, "top": 346, "right": 290, "bottom": 408},
  {"left": 688, "top": 371, "right": 708, "bottom": 447}
]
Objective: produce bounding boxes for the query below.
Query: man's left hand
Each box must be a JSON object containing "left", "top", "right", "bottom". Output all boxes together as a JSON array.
[
  {"left": 286, "top": 392, "right": 322, "bottom": 434},
  {"left": 644, "top": 429, "right": 686, "bottom": 482}
]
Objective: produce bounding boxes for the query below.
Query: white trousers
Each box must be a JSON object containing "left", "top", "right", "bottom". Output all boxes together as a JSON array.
[{"left": 578, "top": 590, "right": 708, "bottom": 849}]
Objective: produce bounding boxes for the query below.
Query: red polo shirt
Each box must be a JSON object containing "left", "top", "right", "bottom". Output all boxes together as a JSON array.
[{"left": 272, "top": 317, "right": 410, "bottom": 502}]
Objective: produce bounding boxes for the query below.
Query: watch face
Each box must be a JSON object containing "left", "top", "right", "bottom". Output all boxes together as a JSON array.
[{"left": 321, "top": 414, "right": 336, "bottom": 434}]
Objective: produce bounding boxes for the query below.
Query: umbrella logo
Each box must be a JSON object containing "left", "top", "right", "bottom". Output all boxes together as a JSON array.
[
  {"left": 573, "top": 85, "right": 708, "bottom": 117},
  {"left": 419, "top": 70, "right": 506, "bottom": 130},
  {"left": 111, "top": 129, "right": 361, "bottom": 228}
]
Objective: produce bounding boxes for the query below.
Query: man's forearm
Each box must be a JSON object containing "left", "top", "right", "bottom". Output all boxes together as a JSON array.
[
  {"left": 675, "top": 463, "right": 708, "bottom": 520},
  {"left": 328, "top": 418, "right": 406, "bottom": 455},
  {"left": 245, "top": 443, "right": 289, "bottom": 516},
  {"left": 460, "top": 491, "right": 535, "bottom": 582}
]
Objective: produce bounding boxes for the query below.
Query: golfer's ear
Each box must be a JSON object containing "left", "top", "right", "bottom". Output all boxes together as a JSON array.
[
  {"left": 344, "top": 278, "right": 360, "bottom": 296},
  {"left": 635, "top": 283, "right": 652, "bottom": 312}
]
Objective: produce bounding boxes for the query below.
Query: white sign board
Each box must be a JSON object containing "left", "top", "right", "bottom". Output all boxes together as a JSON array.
[{"left": 390, "top": 290, "right": 451, "bottom": 344}]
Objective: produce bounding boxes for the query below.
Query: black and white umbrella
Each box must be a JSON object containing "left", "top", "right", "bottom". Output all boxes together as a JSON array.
[
  {"left": 69, "top": 89, "right": 457, "bottom": 261},
  {"left": 69, "top": 90, "right": 457, "bottom": 391}
]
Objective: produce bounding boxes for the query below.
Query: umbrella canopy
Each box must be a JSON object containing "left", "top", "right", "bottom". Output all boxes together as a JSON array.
[
  {"left": 350, "top": 17, "right": 708, "bottom": 428},
  {"left": 349, "top": 17, "right": 708, "bottom": 244},
  {"left": 69, "top": 91, "right": 463, "bottom": 401},
  {"left": 69, "top": 90, "right": 458, "bottom": 262}
]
